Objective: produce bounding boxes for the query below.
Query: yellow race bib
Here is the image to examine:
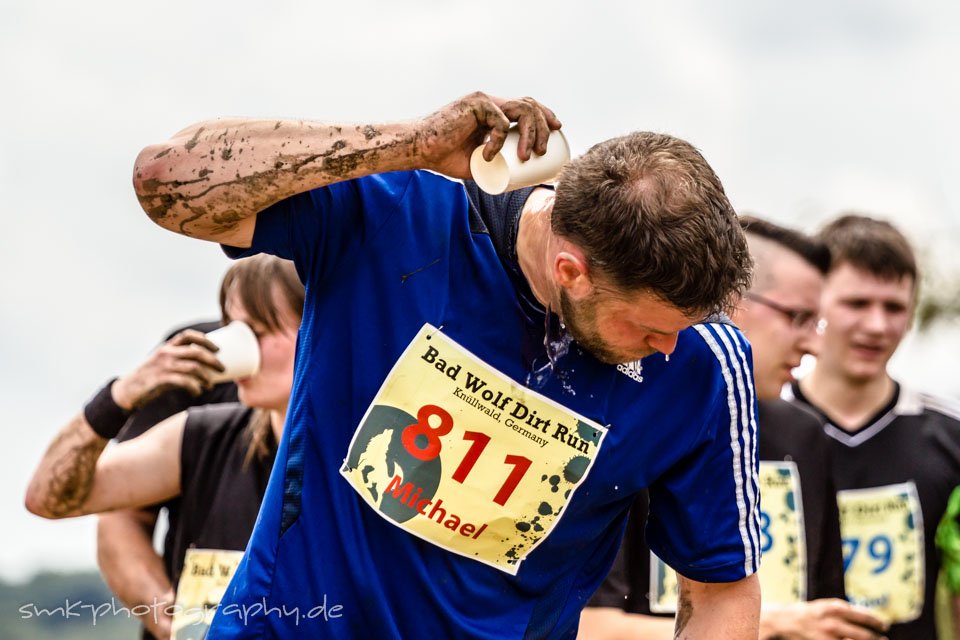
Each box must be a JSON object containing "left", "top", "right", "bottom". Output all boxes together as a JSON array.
[
  {"left": 838, "top": 482, "right": 924, "bottom": 623},
  {"left": 171, "top": 548, "right": 244, "bottom": 639},
  {"left": 650, "top": 461, "right": 805, "bottom": 611},
  {"left": 341, "top": 324, "right": 607, "bottom": 575}
]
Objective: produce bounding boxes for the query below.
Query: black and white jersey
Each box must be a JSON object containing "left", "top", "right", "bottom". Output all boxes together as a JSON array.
[
  {"left": 789, "top": 382, "right": 960, "bottom": 640},
  {"left": 588, "top": 398, "right": 845, "bottom": 614}
]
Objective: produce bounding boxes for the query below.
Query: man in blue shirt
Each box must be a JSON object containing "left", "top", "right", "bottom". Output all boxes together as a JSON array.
[{"left": 133, "top": 92, "right": 759, "bottom": 638}]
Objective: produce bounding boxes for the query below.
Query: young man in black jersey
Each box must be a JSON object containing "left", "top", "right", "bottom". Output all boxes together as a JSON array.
[
  {"left": 580, "top": 217, "right": 889, "bottom": 640},
  {"left": 790, "top": 214, "right": 960, "bottom": 640}
]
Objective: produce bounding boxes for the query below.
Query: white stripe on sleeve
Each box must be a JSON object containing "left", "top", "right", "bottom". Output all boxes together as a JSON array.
[{"left": 694, "top": 324, "right": 759, "bottom": 576}]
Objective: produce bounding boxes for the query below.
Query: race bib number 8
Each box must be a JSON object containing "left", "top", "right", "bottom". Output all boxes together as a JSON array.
[
  {"left": 837, "top": 482, "right": 924, "bottom": 623},
  {"left": 340, "top": 324, "right": 607, "bottom": 575},
  {"left": 650, "top": 461, "right": 806, "bottom": 612}
]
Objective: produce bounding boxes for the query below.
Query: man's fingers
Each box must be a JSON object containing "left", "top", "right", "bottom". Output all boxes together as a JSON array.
[
  {"left": 169, "top": 328, "right": 220, "bottom": 353},
  {"left": 169, "top": 343, "right": 226, "bottom": 372},
  {"left": 478, "top": 103, "right": 510, "bottom": 162},
  {"left": 829, "top": 618, "right": 887, "bottom": 640},
  {"left": 500, "top": 97, "right": 554, "bottom": 160},
  {"left": 165, "top": 373, "right": 206, "bottom": 397},
  {"left": 837, "top": 605, "right": 889, "bottom": 632},
  {"left": 518, "top": 97, "right": 552, "bottom": 156},
  {"left": 500, "top": 99, "right": 533, "bottom": 160},
  {"left": 530, "top": 105, "right": 551, "bottom": 156},
  {"left": 168, "top": 358, "right": 219, "bottom": 386},
  {"left": 541, "top": 104, "right": 562, "bottom": 131}
]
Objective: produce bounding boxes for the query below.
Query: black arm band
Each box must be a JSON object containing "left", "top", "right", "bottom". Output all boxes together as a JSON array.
[{"left": 83, "top": 378, "right": 132, "bottom": 440}]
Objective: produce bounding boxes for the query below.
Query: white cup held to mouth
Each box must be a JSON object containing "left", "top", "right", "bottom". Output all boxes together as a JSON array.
[
  {"left": 470, "top": 127, "right": 570, "bottom": 195},
  {"left": 205, "top": 321, "right": 261, "bottom": 383}
]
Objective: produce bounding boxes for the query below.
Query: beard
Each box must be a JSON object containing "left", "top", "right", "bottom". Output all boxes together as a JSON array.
[{"left": 558, "top": 288, "right": 630, "bottom": 365}]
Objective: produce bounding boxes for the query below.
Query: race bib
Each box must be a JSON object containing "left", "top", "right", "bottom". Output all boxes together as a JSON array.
[
  {"left": 838, "top": 482, "right": 924, "bottom": 623},
  {"left": 171, "top": 549, "right": 244, "bottom": 639},
  {"left": 650, "top": 461, "right": 806, "bottom": 611},
  {"left": 340, "top": 324, "right": 607, "bottom": 575}
]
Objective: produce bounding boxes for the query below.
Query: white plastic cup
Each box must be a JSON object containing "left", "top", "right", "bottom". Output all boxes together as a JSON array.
[
  {"left": 205, "top": 321, "right": 261, "bottom": 383},
  {"left": 470, "top": 127, "right": 570, "bottom": 195}
]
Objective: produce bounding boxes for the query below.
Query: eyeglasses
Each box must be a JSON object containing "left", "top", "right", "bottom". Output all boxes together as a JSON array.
[{"left": 744, "top": 292, "right": 819, "bottom": 331}]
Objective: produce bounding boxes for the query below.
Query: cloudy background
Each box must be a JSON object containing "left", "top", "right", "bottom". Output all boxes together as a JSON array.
[{"left": 2, "top": 0, "right": 958, "bottom": 582}]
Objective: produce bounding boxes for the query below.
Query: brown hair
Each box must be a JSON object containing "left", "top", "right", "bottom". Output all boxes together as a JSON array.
[
  {"left": 218, "top": 255, "right": 305, "bottom": 466},
  {"left": 816, "top": 214, "right": 918, "bottom": 285},
  {"left": 551, "top": 132, "right": 751, "bottom": 317},
  {"left": 740, "top": 215, "right": 831, "bottom": 275}
]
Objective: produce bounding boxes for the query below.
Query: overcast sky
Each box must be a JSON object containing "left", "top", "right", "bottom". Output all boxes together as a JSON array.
[{"left": 2, "top": 0, "right": 959, "bottom": 582}]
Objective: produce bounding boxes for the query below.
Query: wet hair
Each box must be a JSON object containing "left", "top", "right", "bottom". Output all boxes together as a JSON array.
[
  {"left": 217, "top": 255, "right": 305, "bottom": 466},
  {"left": 551, "top": 131, "right": 751, "bottom": 317},
  {"left": 816, "top": 214, "right": 918, "bottom": 285},
  {"left": 740, "top": 215, "right": 831, "bottom": 275}
]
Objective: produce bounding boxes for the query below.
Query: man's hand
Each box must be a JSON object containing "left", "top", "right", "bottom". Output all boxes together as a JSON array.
[
  {"left": 415, "top": 92, "right": 562, "bottom": 180},
  {"left": 760, "top": 599, "right": 889, "bottom": 640},
  {"left": 142, "top": 587, "right": 175, "bottom": 640},
  {"left": 112, "top": 330, "right": 224, "bottom": 410}
]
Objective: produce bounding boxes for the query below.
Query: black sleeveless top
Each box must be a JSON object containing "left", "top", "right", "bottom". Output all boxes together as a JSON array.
[{"left": 164, "top": 403, "right": 277, "bottom": 589}]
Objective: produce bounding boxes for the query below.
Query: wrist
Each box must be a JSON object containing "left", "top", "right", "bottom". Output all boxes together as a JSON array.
[
  {"left": 110, "top": 377, "right": 136, "bottom": 411},
  {"left": 83, "top": 378, "right": 133, "bottom": 440}
]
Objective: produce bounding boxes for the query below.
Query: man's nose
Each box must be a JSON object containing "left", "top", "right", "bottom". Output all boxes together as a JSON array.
[
  {"left": 650, "top": 332, "right": 680, "bottom": 357},
  {"left": 862, "top": 305, "right": 888, "bottom": 333},
  {"left": 796, "top": 316, "right": 822, "bottom": 356}
]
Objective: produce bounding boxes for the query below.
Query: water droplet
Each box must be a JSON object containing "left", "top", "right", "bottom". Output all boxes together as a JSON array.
[
  {"left": 664, "top": 354, "right": 670, "bottom": 363},
  {"left": 526, "top": 309, "right": 573, "bottom": 390}
]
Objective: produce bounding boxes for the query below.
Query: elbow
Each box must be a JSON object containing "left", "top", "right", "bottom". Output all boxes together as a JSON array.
[
  {"left": 24, "top": 486, "right": 57, "bottom": 520},
  {"left": 132, "top": 144, "right": 180, "bottom": 232},
  {"left": 24, "top": 478, "right": 80, "bottom": 520}
]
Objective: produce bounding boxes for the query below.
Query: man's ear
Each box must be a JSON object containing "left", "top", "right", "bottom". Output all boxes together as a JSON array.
[{"left": 554, "top": 250, "right": 593, "bottom": 300}]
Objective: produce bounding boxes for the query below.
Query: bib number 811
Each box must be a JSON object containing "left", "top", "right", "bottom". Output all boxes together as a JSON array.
[{"left": 401, "top": 404, "right": 532, "bottom": 506}]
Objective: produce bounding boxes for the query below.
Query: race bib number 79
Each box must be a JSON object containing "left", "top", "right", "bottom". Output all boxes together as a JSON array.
[
  {"left": 340, "top": 324, "right": 607, "bottom": 575},
  {"left": 837, "top": 482, "right": 924, "bottom": 623}
]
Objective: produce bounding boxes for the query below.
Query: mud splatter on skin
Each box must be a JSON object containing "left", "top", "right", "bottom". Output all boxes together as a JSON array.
[
  {"left": 361, "top": 124, "right": 381, "bottom": 140},
  {"left": 140, "top": 176, "right": 211, "bottom": 194},
  {"left": 41, "top": 417, "right": 108, "bottom": 518},
  {"left": 274, "top": 121, "right": 282, "bottom": 130},
  {"left": 221, "top": 148, "right": 233, "bottom": 161},
  {"left": 675, "top": 587, "right": 693, "bottom": 635},
  {"left": 184, "top": 127, "right": 205, "bottom": 152},
  {"left": 139, "top": 131, "right": 414, "bottom": 235},
  {"left": 153, "top": 147, "right": 172, "bottom": 160},
  {"left": 198, "top": 168, "right": 212, "bottom": 178}
]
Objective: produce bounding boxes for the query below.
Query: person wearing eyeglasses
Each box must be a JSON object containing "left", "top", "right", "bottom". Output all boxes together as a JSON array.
[
  {"left": 788, "top": 214, "right": 960, "bottom": 640},
  {"left": 580, "top": 216, "right": 890, "bottom": 640}
]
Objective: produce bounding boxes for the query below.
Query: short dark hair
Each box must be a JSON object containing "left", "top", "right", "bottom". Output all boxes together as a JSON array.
[
  {"left": 816, "top": 214, "right": 918, "bottom": 284},
  {"left": 551, "top": 132, "right": 751, "bottom": 317},
  {"left": 739, "top": 215, "right": 831, "bottom": 274}
]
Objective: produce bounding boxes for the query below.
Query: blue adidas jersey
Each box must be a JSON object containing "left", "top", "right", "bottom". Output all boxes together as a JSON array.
[{"left": 212, "top": 170, "right": 759, "bottom": 638}]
